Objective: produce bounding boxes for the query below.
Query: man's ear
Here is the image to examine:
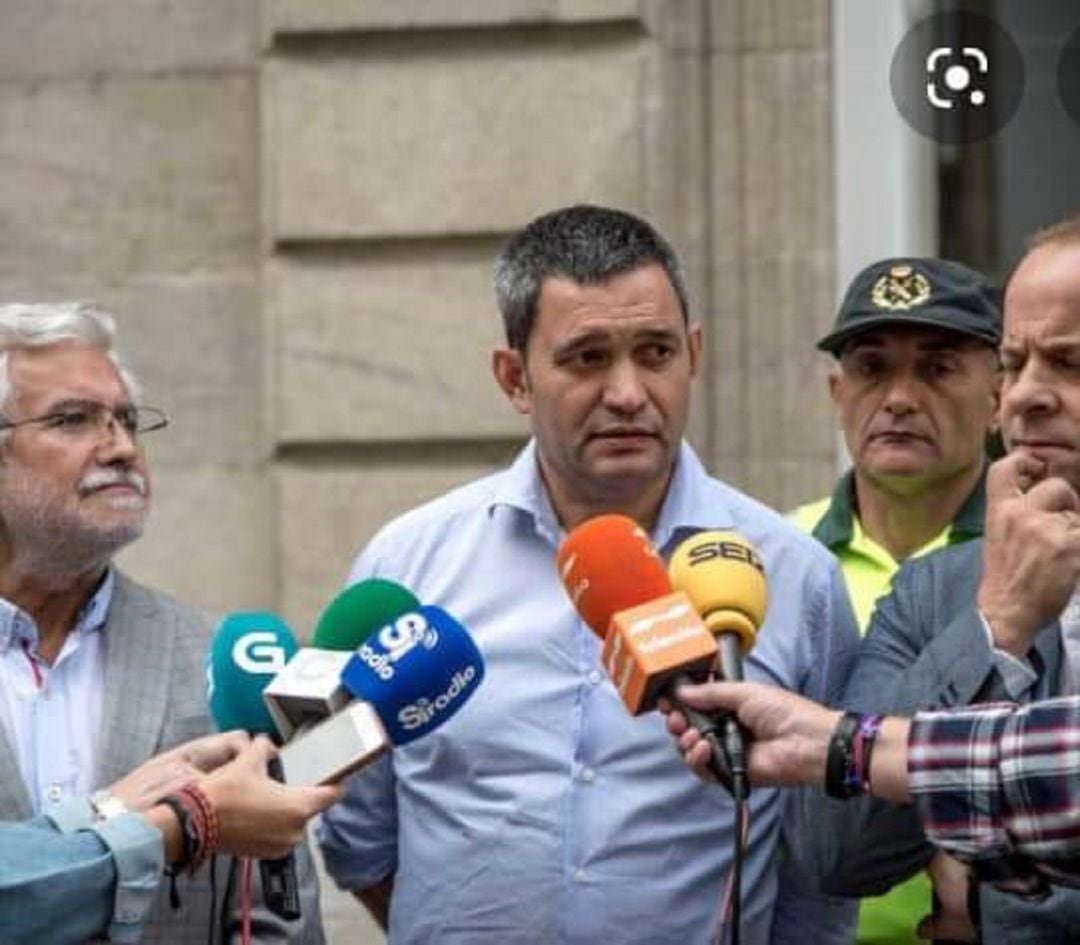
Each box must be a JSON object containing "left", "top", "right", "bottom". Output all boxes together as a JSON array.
[
  {"left": 492, "top": 348, "right": 531, "bottom": 415},
  {"left": 687, "top": 322, "right": 703, "bottom": 378},
  {"left": 827, "top": 365, "right": 842, "bottom": 411}
]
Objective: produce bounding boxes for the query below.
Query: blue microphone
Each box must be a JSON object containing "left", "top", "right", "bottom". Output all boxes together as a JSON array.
[
  {"left": 206, "top": 612, "right": 302, "bottom": 921},
  {"left": 339, "top": 604, "right": 484, "bottom": 746}
]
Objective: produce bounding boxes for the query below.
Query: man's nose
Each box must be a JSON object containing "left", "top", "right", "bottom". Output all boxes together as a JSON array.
[
  {"left": 881, "top": 371, "right": 920, "bottom": 415},
  {"left": 1004, "top": 359, "right": 1058, "bottom": 420},
  {"left": 95, "top": 412, "right": 139, "bottom": 460},
  {"left": 602, "top": 360, "right": 648, "bottom": 415}
]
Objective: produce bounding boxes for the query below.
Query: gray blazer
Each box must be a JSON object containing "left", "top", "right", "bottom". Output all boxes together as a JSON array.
[
  {"left": 0, "top": 571, "right": 325, "bottom": 944},
  {"left": 798, "top": 540, "right": 1080, "bottom": 943}
]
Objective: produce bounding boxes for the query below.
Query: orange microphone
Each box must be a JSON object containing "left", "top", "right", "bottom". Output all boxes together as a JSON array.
[
  {"left": 557, "top": 514, "right": 718, "bottom": 715},
  {"left": 556, "top": 514, "right": 749, "bottom": 796},
  {"left": 557, "top": 513, "right": 671, "bottom": 649}
]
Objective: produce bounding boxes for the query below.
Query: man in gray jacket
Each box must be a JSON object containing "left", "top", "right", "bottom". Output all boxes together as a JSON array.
[
  {"left": 0, "top": 301, "right": 324, "bottom": 943},
  {"left": 804, "top": 218, "right": 1080, "bottom": 942}
]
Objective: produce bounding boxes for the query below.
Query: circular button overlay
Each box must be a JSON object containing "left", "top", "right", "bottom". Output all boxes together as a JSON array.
[{"left": 890, "top": 11, "right": 1024, "bottom": 145}]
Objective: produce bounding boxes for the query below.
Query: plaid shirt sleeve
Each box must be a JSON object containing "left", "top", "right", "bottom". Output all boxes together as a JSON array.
[{"left": 908, "top": 697, "right": 1080, "bottom": 894}]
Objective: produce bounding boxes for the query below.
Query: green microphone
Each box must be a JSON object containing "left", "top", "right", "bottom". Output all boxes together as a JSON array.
[{"left": 313, "top": 578, "right": 420, "bottom": 650}]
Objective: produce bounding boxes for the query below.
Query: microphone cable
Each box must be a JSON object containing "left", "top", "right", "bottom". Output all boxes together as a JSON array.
[
  {"left": 727, "top": 717, "right": 749, "bottom": 945},
  {"left": 715, "top": 785, "right": 750, "bottom": 945},
  {"left": 240, "top": 857, "right": 254, "bottom": 945}
]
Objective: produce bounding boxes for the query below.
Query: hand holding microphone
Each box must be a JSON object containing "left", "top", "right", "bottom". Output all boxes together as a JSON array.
[
  {"left": 191, "top": 737, "right": 343, "bottom": 861},
  {"left": 204, "top": 584, "right": 486, "bottom": 920}
]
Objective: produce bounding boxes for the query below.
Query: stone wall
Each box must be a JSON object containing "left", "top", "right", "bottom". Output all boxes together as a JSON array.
[{"left": 0, "top": 3, "right": 837, "bottom": 942}]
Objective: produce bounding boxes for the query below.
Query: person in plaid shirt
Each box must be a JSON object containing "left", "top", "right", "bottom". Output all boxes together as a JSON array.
[
  {"left": 665, "top": 679, "right": 1080, "bottom": 896},
  {"left": 762, "top": 216, "right": 1080, "bottom": 944}
]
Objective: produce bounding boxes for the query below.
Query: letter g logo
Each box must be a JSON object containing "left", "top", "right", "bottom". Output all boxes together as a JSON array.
[{"left": 232, "top": 631, "right": 288, "bottom": 674}]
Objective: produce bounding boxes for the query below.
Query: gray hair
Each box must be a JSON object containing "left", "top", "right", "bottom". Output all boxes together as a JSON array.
[
  {"left": 0, "top": 302, "right": 139, "bottom": 415},
  {"left": 493, "top": 204, "right": 690, "bottom": 351}
]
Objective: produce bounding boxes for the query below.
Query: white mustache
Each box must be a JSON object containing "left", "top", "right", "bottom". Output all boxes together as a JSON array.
[{"left": 78, "top": 468, "right": 148, "bottom": 496}]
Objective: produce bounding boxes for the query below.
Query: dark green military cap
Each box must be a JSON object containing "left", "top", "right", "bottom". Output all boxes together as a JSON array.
[{"left": 817, "top": 257, "right": 1002, "bottom": 355}]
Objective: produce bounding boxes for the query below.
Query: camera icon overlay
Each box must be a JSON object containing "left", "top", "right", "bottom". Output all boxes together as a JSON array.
[
  {"left": 891, "top": 12, "right": 1024, "bottom": 144},
  {"left": 926, "top": 46, "right": 988, "bottom": 110}
]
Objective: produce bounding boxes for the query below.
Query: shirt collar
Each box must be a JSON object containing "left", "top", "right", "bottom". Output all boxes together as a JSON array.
[
  {"left": 812, "top": 465, "right": 988, "bottom": 549},
  {"left": 487, "top": 439, "right": 736, "bottom": 551},
  {"left": 810, "top": 470, "right": 858, "bottom": 549},
  {"left": 950, "top": 466, "right": 988, "bottom": 537},
  {"left": 0, "top": 567, "right": 115, "bottom": 653}
]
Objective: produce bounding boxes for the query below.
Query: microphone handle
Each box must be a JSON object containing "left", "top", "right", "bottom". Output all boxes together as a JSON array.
[
  {"left": 260, "top": 757, "right": 302, "bottom": 921},
  {"left": 714, "top": 633, "right": 750, "bottom": 791},
  {"left": 670, "top": 673, "right": 739, "bottom": 793},
  {"left": 717, "top": 633, "right": 745, "bottom": 682}
]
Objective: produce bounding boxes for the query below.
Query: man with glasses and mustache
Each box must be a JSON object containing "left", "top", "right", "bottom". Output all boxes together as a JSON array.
[
  {"left": 0, "top": 302, "right": 324, "bottom": 944},
  {"left": 796, "top": 219, "right": 1080, "bottom": 943},
  {"left": 788, "top": 259, "right": 1002, "bottom": 944}
]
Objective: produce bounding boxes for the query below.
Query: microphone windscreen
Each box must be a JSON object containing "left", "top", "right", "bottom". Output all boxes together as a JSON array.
[
  {"left": 339, "top": 605, "right": 484, "bottom": 746},
  {"left": 207, "top": 612, "right": 300, "bottom": 736},
  {"left": 313, "top": 578, "right": 420, "bottom": 651},
  {"left": 556, "top": 514, "right": 672, "bottom": 637},
  {"left": 668, "top": 531, "right": 768, "bottom": 652}
]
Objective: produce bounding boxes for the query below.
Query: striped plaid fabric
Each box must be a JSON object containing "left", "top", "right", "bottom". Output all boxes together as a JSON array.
[{"left": 908, "top": 697, "right": 1080, "bottom": 892}]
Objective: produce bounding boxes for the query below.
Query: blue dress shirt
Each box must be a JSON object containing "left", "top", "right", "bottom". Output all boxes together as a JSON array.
[
  {"left": 0, "top": 797, "right": 163, "bottom": 944},
  {"left": 0, "top": 569, "right": 113, "bottom": 812},
  {"left": 318, "top": 441, "right": 860, "bottom": 944}
]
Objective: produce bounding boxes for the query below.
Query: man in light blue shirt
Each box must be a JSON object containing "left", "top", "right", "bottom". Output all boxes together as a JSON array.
[{"left": 318, "top": 204, "right": 861, "bottom": 944}]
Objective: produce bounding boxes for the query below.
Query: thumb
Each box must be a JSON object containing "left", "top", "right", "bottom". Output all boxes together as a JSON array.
[
  {"left": 303, "top": 784, "right": 346, "bottom": 816},
  {"left": 674, "top": 681, "right": 746, "bottom": 715}
]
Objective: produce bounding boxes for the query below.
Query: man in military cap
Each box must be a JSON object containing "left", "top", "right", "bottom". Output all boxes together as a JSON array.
[
  {"left": 790, "top": 257, "right": 1002, "bottom": 943},
  {"left": 794, "top": 217, "right": 1080, "bottom": 945}
]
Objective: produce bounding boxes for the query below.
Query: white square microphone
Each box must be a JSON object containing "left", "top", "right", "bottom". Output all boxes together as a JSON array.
[{"left": 262, "top": 648, "right": 353, "bottom": 740}]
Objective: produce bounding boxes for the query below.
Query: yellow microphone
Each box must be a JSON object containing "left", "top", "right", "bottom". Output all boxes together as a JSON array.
[
  {"left": 668, "top": 531, "right": 767, "bottom": 682},
  {"left": 669, "top": 531, "right": 768, "bottom": 801}
]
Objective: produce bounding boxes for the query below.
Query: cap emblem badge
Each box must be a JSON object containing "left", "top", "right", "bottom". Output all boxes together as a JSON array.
[{"left": 871, "top": 265, "right": 931, "bottom": 311}]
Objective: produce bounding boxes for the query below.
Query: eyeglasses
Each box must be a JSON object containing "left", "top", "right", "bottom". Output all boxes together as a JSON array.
[{"left": 0, "top": 401, "right": 169, "bottom": 439}]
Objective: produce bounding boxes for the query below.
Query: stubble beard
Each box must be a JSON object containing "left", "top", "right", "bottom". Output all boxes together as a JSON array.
[{"left": 0, "top": 466, "right": 146, "bottom": 586}]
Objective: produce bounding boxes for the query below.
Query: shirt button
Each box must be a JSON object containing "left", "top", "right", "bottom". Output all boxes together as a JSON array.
[
  {"left": 47, "top": 783, "right": 63, "bottom": 802},
  {"left": 573, "top": 868, "right": 588, "bottom": 883},
  {"left": 587, "top": 670, "right": 603, "bottom": 685},
  {"left": 580, "top": 767, "right": 595, "bottom": 784}
]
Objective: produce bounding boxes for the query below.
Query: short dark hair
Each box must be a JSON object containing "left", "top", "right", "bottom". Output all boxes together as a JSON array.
[{"left": 493, "top": 204, "right": 690, "bottom": 351}]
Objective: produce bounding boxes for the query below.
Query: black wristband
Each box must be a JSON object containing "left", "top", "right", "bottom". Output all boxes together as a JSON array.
[
  {"left": 825, "top": 711, "right": 862, "bottom": 799},
  {"left": 157, "top": 794, "right": 198, "bottom": 872}
]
